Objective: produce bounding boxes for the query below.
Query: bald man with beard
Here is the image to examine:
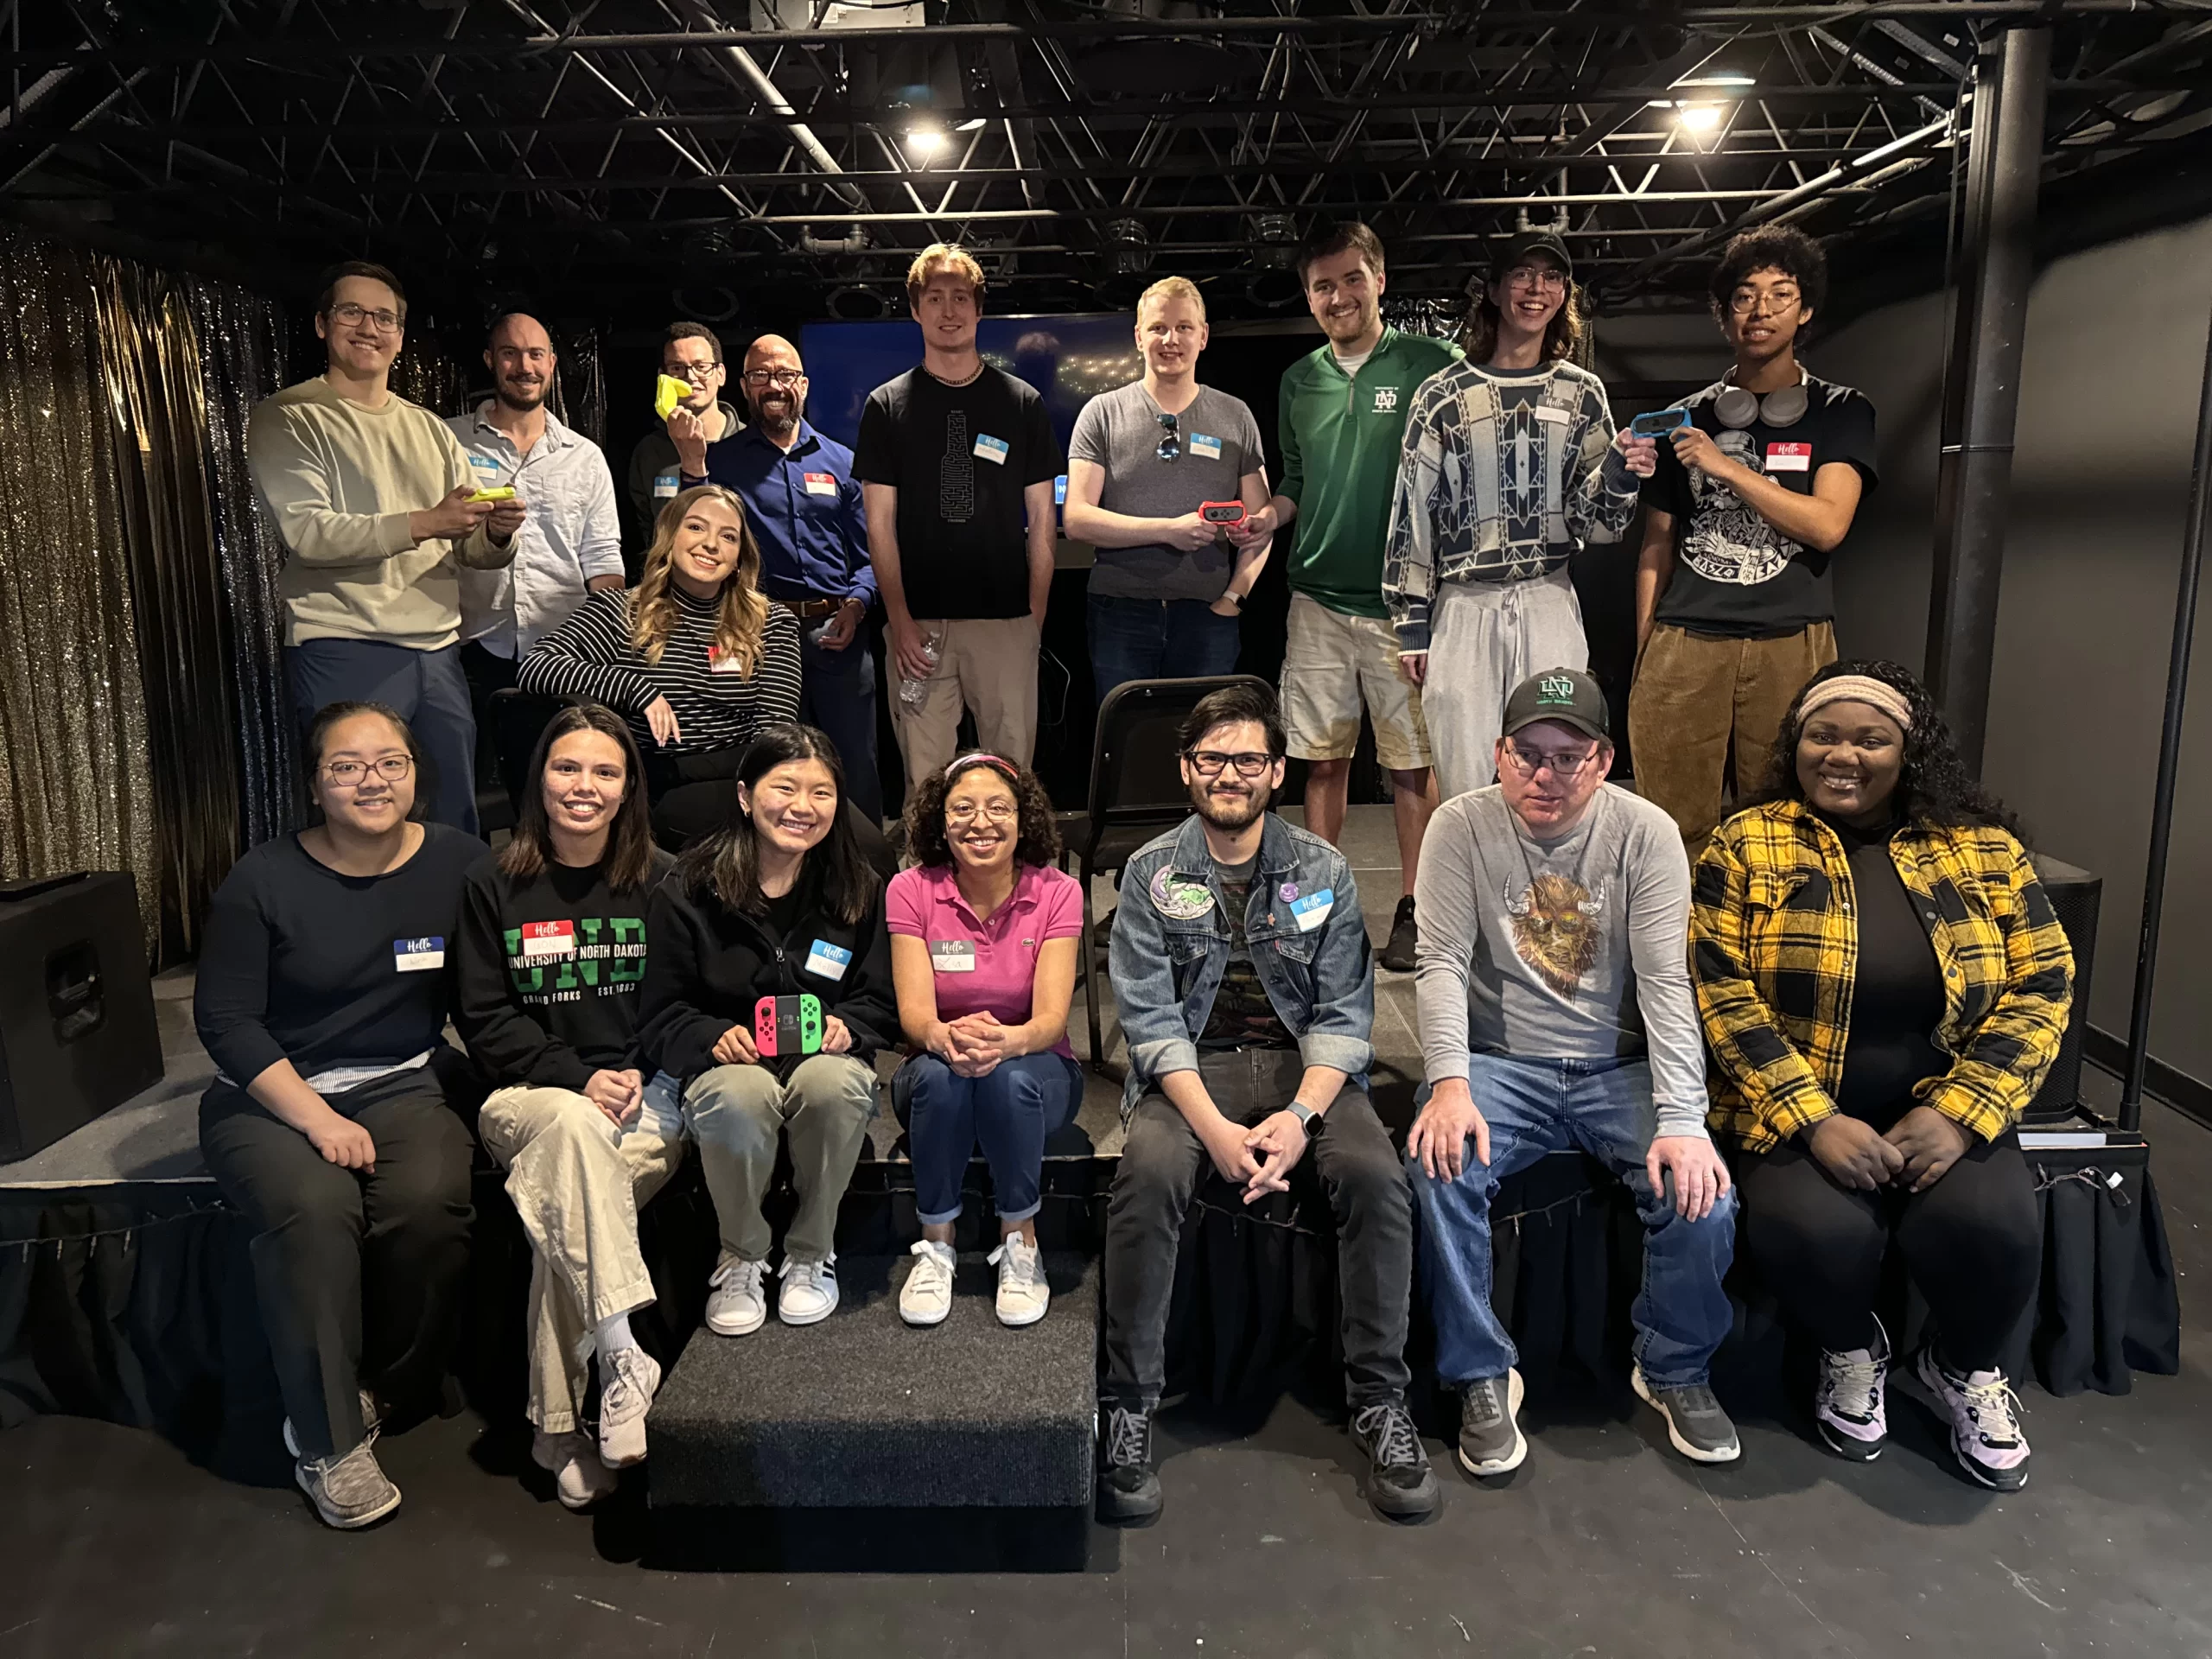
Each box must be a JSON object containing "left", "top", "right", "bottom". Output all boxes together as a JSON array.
[
  {"left": 676, "top": 333, "right": 882, "bottom": 819},
  {"left": 449, "top": 312, "right": 625, "bottom": 799}
]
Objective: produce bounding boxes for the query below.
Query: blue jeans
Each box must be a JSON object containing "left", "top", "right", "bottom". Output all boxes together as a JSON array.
[
  {"left": 893, "top": 1052, "right": 1083, "bottom": 1226},
  {"left": 1408, "top": 1053, "right": 1735, "bottom": 1389},
  {"left": 288, "top": 637, "right": 480, "bottom": 835},
  {"left": 799, "top": 626, "right": 882, "bottom": 823},
  {"left": 1087, "top": 594, "right": 1241, "bottom": 705}
]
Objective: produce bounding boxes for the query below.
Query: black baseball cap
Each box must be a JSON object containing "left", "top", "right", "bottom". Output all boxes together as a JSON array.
[
  {"left": 1495, "top": 229, "right": 1573, "bottom": 278},
  {"left": 1502, "top": 667, "right": 1609, "bottom": 742}
]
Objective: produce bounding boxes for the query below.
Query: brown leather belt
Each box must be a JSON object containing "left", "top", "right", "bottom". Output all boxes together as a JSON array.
[{"left": 777, "top": 596, "right": 842, "bottom": 620}]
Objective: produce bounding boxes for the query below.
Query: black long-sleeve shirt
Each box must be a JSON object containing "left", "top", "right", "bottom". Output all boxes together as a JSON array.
[
  {"left": 194, "top": 825, "right": 481, "bottom": 1088},
  {"left": 516, "top": 583, "right": 803, "bottom": 759},
  {"left": 453, "top": 848, "right": 676, "bottom": 1090}
]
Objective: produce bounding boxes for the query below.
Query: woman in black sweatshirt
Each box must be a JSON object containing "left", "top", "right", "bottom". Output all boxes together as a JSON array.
[
  {"left": 454, "top": 702, "right": 677, "bottom": 1512},
  {"left": 638, "top": 723, "right": 896, "bottom": 1338},
  {"left": 194, "top": 701, "right": 482, "bottom": 1532}
]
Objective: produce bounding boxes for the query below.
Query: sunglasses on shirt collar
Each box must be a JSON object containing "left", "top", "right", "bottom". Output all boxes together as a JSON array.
[{"left": 1156, "top": 410, "right": 1180, "bottom": 462}]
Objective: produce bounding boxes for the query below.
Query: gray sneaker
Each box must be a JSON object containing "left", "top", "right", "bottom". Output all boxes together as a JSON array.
[
  {"left": 296, "top": 1440, "right": 403, "bottom": 1529},
  {"left": 1458, "top": 1370, "right": 1528, "bottom": 1476},
  {"left": 1632, "top": 1366, "right": 1741, "bottom": 1464}
]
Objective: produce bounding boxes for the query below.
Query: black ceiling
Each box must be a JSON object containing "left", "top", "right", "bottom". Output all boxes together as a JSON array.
[{"left": 6, "top": 0, "right": 2212, "bottom": 326}]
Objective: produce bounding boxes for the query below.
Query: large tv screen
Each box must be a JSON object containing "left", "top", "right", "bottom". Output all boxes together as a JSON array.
[{"left": 798, "top": 314, "right": 1141, "bottom": 457}]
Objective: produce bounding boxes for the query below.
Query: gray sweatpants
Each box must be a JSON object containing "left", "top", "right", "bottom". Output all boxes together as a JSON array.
[{"left": 1422, "top": 569, "right": 1588, "bottom": 802}]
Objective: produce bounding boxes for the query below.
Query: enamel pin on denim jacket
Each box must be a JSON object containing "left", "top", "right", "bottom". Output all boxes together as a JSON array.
[{"left": 1108, "top": 811, "right": 1375, "bottom": 1118}]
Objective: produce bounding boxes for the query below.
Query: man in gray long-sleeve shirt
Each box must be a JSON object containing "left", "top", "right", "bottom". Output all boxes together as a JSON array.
[{"left": 1403, "top": 666, "right": 1742, "bottom": 1477}]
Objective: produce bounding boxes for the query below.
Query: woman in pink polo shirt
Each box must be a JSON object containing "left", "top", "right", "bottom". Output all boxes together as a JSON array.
[{"left": 887, "top": 753, "right": 1084, "bottom": 1330}]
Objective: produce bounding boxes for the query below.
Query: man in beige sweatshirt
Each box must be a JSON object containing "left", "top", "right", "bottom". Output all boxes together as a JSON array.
[{"left": 247, "top": 261, "right": 522, "bottom": 834}]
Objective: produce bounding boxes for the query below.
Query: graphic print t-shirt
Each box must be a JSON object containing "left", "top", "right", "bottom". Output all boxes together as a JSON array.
[
  {"left": 1198, "top": 853, "right": 1297, "bottom": 1052},
  {"left": 1647, "top": 372, "right": 1878, "bottom": 637},
  {"left": 852, "top": 365, "right": 1063, "bottom": 620}
]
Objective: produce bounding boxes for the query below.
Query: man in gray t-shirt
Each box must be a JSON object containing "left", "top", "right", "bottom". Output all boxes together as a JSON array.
[
  {"left": 1402, "top": 667, "right": 1743, "bottom": 1478},
  {"left": 1065, "top": 277, "right": 1273, "bottom": 702}
]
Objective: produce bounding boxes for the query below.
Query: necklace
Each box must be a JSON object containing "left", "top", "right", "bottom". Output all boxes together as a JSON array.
[{"left": 925, "top": 358, "right": 987, "bottom": 389}]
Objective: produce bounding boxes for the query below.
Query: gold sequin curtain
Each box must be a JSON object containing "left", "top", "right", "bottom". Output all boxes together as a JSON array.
[{"left": 0, "top": 228, "right": 160, "bottom": 945}]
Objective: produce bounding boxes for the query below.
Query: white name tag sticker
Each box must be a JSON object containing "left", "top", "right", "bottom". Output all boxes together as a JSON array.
[
  {"left": 973, "top": 434, "right": 1011, "bottom": 465},
  {"left": 805, "top": 938, "right": 853, "bottom": 980},
  {"left": 931, "top": 939, "right": 978, "bottom": 973},
  {"left": 468, "top": 453, "right": 504, "bottom": 479},
  {"left": 395, "top": 936, "right": 445, "bottom": 972},
  {"left": 804, "top": 471, "right": 839, "bottom": 498},
  {"left": 1765, "top": 442, "right": 1813, "bottom": 473},
  {"left": 1289, "top": 889, "right": 1335, "bottom": 932},
  {"left": 708, "top": 646, "right": 744, "bottom": 674},
  {"left": 520, "top": 920, "right": 575, "bottom": 959},
  {"left": 653, "top": 469, "right": 680, "bottom": 499},
  {"left": 1188, "top": 433, "right": 1224, "bottom": 461}
]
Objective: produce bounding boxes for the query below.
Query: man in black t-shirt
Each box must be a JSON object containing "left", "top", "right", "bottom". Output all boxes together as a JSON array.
[
  {"left": 1626, "top": 228, "right": 1878, "bottom": 849},
  {"left": 853, "top": 244, "right": 1063, "bottom": 802}
]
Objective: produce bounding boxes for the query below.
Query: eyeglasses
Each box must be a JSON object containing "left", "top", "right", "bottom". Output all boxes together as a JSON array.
[
  {"left": 1185, "top": 749, "right": 1274, "bottom": 779},
  {"left": 1156, "top": 410, "right": 1180, "bottom": 462},
  {"left": 1729, "top": 288, "right": 1801, "bottom": 315},
  {"left": 742, "top": 368, "right": 804, "bottom": 389},
  {"left": 666, "top": 360, "right": 722, "bottom": 381},
  {"left": 321, "top": 755, "right": 415, "bottom": 786},
  {"left": 945, "top": 801, "right": 1019, "bottom": 825},
  {"left": 328, "top": 301, "right": 404, "bottom": 333},
  {"left": 1503, "top": 264, "right": 1568, "bottom": 294},
  {"left": 1500, "top": 742, "right": 1599, "bottom": 780}
]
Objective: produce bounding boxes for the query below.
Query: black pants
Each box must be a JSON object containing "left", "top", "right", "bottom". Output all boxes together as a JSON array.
[
  {"left": 1102, "top": 1049, "right": 1414, "bottom": 1411},
  {"left": 199, "top": 1057, "right": 477, "bottom": 1460},
  {"left": 1734, "top": 1128, "right": 2039, "bottom": 1373},
  {"left": 457, "top": 640, "right": 520, "bottom": 798}
]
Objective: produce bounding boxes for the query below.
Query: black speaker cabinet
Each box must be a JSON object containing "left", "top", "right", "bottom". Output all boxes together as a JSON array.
[
  {"left": 2023, "top": 854, "right": 2101, "bottom": 1126},
  {"left": 0, "top": 871, "right": 162, "bottom": 1163}
]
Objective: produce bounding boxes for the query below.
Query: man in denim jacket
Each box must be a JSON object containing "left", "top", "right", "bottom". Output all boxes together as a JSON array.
[{"left": 1098, "top": 683, "right": 1433, "bottom": 1525}]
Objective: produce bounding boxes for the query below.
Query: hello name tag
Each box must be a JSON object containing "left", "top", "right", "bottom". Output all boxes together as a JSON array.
[
  {"left": 468, "top": 453, "right": 504, "bottom": 480},
  {"left": 1289, "top": 889, "right": 1335, "bottom": 932},
  {"left": 708, "top": 645, "right": 744, "bottom": 674},
  {"left": 805, "top": 938, "right": 852, "bottom": 980},
  {"left": 1188, "top": 432, "right": 1224, "bottom": 461},
  {"left": 973, "top": 434, "right": 1011, "bottom": 466},
  {"left": 394, "top": 936, "right": 445, "bottom": 972},
  {"left": 653, "top": 469, "right": 680, "bottom": 499},
  {"left": 1765, "top": 442, "right": 1812, "bottom": 473},
  {"left": 520, "top": 919, "right": 575, "bottom": 959},
  {"left": 931, "top": 939, "right": 978, "bottom": 973},
  {"left": 803, "top": 471, "right": 839, "bottom": 498}
]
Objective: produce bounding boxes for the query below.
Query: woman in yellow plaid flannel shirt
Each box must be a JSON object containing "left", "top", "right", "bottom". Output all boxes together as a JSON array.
[{"left": 1690, "top": 659, "right": 2072, "bottom": 1493}]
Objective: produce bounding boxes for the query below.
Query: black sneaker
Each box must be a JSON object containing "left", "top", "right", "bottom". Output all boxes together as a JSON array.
[
  {"left": 1380, "top": 896, "right": 1419, "bottom": 972},
  {"left": 1632, "top": 1366, "right": 1742, "bottom": 1464},
  {"left": 1348, "top": 1399, "right": 1440, "bottom": 1519},
  {"left": 1457, "top": 1370, "right": 1528, "bottom": 1477},
  {"left": 1097, "top": 1402, "right": 1162, "bottom": 1523}
]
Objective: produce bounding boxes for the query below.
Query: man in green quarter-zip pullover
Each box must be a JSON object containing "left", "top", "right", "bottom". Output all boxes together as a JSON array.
[{"left": 1232, "top": 223, "right": 1462, "bottom": 973}]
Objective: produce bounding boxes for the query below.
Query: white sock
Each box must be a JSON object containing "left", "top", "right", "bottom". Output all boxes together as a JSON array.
[{"left": 596, "top": 1313, "right": 638, "bottom": 1358}]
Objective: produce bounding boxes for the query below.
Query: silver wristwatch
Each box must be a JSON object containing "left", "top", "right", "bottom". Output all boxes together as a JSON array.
[{"left": 1288, "top": 1102, "right": 1324, "bottom": 1139}]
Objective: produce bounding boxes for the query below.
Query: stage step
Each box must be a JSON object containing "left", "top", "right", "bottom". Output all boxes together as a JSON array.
[{"left": 647, "top": 1252, "right": 1097, "bottom": 1516}]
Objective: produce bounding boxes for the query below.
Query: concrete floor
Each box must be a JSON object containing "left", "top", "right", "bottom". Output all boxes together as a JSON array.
[{"left": 3, "top": 805, "right": 2209, "bottom": 1657}]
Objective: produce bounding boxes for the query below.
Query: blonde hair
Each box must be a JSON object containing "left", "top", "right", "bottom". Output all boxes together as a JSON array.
[
  {"left": 906, "top": 243, "right": 986, "bottom": 305},
  {"left": 1137, "top": 276, "right": 1205, "bottom": 321},
  {"left": 632, "top": 485, "right": 771, "bottom": 677}
]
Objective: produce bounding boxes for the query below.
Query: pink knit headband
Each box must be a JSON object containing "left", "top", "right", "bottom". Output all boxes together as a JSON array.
[
  {"left": 1799, "top": 675, "right": 1914, "bottom": 732},
  {"left": 944, "top": 753, "right": 1020, "bottom": 783}
]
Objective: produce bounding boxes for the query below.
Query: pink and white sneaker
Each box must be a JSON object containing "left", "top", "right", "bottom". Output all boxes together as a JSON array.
[
  {"left": 1916, "top": 1347, "right": 2030, "bottom": 1491},
  {"left": 1814, "top": 1319, "right": 1890, "bottom": 1463}
]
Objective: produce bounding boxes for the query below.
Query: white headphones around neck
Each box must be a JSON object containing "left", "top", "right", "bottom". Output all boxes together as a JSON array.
[{"left": 1713, "top": 366, "right": 1808, "bottom": 430}]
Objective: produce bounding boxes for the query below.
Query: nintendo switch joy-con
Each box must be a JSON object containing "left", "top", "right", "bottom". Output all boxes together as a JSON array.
[{"left": 753, "top": 993, "right": 824, "bottom": 1058}]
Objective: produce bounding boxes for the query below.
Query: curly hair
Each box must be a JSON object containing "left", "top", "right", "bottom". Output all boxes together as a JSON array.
[
  {"left": 1757, "top": 658, "right": 2019, "bottom": 835},
  {"left": 631, "top": 483, "right": 770, "bottom": 674},
  {"left": 903, "top": 753, "right": 1062, "bottom": 870}
]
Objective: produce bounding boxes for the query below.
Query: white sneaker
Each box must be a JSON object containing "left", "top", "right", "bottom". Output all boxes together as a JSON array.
[
  {"left": 988, "top": 1233, "right": 1049, "bottom": 1327},
  {"left": 899, "top": 1239, "right": 957, "bottom": 1326},
  {"left": 705, "top": 1252, "right": 768, "bottom": 1337},
  {"left": 778, "top": 1255, "right": 839, "bottom": 1325},
  {"left": 597, "top": 1344, "right": 660, "bottom": 1469},
  {"left": 532, "top": 1428, "right": 619, "bottom": 1510}
]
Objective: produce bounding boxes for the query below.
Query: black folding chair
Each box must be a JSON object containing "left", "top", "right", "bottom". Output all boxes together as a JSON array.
[{"left": 1060, "top": 674, "right": 1271, "bottom": 1071}]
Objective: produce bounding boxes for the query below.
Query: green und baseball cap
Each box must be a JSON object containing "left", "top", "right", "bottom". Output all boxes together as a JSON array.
[{"left": 1502, "top": 667, "right": 1610, "bottom": 742}]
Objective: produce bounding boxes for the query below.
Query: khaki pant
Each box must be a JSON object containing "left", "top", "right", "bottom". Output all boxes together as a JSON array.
[
  {"left": 1627, "top": 620, "right": 1836, "bottom": 850},
  {"left": 478, "top": 1080, "right": 689, "bottom": 1435},
  {"left": 1279, "top": 592, "right": 1433, "bottom": 771},
  {"left": 683, "top": 1055, "right": 880, "bottom": 1265},
  {"left": 892, "top": 615, "right": 1039, "bottom": 804}
]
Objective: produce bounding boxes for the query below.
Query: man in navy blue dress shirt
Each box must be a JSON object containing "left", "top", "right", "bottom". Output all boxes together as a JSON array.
[{"left": 677, "top": 333, "right": 883, "bottom": 820}]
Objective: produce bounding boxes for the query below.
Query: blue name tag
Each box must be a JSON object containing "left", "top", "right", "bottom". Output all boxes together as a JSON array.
[
  {"left": 395, "top": 936, "right": 445, "bottom": 971},
  {"left": 804, "top": 939, "right": 853, "bottom": 980},
  {"left": 467, "top": 453, "right": 503, "bottom": 477},
  {"left": 1189, "top": 433, "right": 1224, "bottom": 461},
  {"left": 652, "top": 469, "right": 680, "bottom": 499},
  {"left": 973, "top": 434, "right": 1011, "bottom": 465},
  {"left": 1054, "top": 473, "right": 1068, "bottom": 505},
  {"left": 1288, "top": 889, "right": 1335, "bottom": 932}
]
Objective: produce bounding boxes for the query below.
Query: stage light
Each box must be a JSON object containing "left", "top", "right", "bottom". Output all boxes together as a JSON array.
[
  {"left": 1677, "top": 104, "right": 1724, "bottom": 132},
  {"left": 906, "top": 126, "right": 948, "bottom": 157},
  {"left": 955, "top": 118, "right": 988, "bottom": 132}
]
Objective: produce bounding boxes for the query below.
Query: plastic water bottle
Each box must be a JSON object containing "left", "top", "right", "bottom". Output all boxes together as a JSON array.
[{"left": 898, "top": 626, "right": 944, "bottom": 710}]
